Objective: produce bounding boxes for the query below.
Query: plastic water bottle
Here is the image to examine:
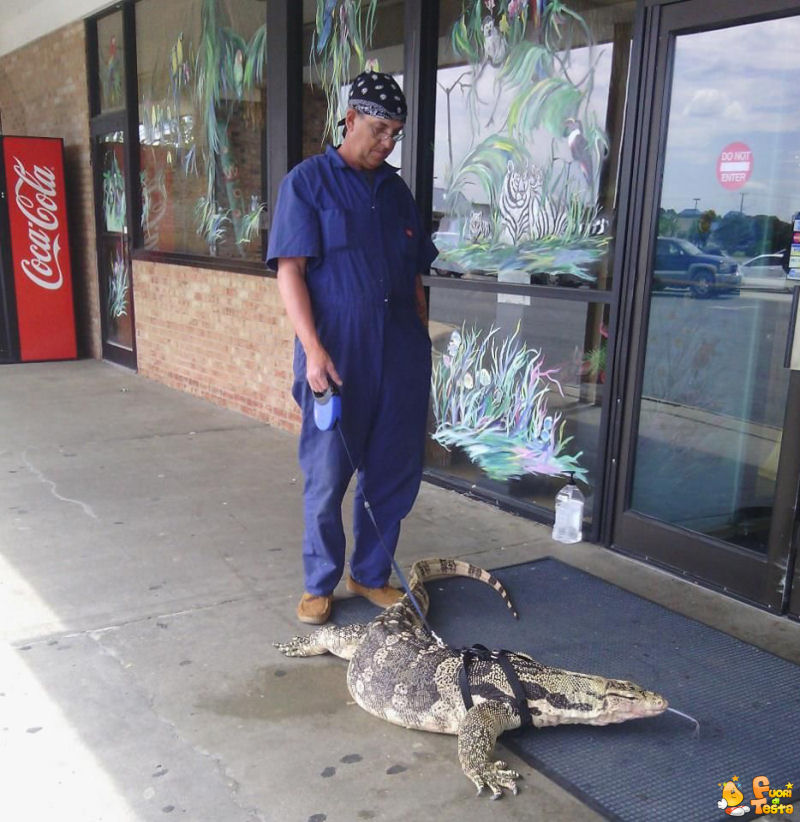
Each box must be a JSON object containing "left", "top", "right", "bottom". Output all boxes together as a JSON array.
[{"left": 552, "top": 473, "right": 584, "bottom": 544}]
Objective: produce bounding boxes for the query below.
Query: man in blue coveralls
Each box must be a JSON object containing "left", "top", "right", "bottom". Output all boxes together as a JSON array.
[{"left": 267, "top": 72, "right": 437, "bottom": 624}]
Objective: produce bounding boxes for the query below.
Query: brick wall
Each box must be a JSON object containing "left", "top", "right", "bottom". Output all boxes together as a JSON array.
[
  {"left": 133, "top": 260, "right": 301, "bottom": 432},
  {"left": 0, "top": 22, "right": 101, "bottom": 359}
]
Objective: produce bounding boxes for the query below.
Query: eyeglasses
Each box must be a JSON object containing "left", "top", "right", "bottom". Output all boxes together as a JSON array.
[{"left": 368, "top": 123, "right": 404, "bottom": 144}]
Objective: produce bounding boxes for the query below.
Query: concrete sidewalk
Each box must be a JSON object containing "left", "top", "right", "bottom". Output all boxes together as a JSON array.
[{"left": 1, "top": 361, "right": 797, "bottom": 822}]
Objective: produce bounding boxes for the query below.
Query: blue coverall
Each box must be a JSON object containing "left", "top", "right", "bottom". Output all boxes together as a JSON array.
[{"left": 267, "top": 146, "right": 437, "bottom": 595}]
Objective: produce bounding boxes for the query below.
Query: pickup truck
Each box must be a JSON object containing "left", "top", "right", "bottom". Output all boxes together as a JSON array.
[{"left": 653, "top": 237, "right": 741, "bottom": 297}]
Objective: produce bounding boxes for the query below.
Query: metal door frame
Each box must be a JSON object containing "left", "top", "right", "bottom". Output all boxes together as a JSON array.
[
  {"left": 86, "top": 3, "right": 139, "bottom": 370},
  {"left": 607, "top": 0, "right": 800, "bottom": 611}
]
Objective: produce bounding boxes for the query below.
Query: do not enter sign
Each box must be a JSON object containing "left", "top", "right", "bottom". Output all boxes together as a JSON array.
[{"left": 717, "top": 142, "right": 753, "bottom": 190}]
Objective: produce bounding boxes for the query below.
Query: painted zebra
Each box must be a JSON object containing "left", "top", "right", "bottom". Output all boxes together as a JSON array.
[
  {"left": 498, "top": 160, "right": 608, "bottom": 245},
  {"left": 468, "top": 209, "right": 493, "bottom": 244},
  {"left": 497, "top": 160, "right": 534, "bottom": 245}
]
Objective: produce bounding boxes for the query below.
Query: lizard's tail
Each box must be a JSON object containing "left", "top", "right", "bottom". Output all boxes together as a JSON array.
[{"left": 405, "top": 557, "right": 519, "bottom": 620}]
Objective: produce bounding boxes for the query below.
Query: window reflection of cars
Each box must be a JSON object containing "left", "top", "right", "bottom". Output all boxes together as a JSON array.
[
  {"left": 652, "top": 237, "right": 741, "bottom": 298},
  {"left": 740, "top": 252, "right": 789, "bottom": 291}
]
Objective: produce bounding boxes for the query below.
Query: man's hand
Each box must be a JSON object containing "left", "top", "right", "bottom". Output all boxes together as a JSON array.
[{"left": 304, "top": 342, "right": 341, "bottom": 394}]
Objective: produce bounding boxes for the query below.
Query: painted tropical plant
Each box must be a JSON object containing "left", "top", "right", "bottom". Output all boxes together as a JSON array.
[
  {"left": 108, "top": 245, "right": 129, "bottom": 320},
  {"left": 311, "top": 0, "right": 379, "bottom": 145},
  {"left": 102, "top": 150, "right": 126, "bottom": 234},
  {"left": 193, "top": 0, "right": 267, "bottom": 251},
  {"left": 434, "top": 0, "right": 611, "bottom": 282},
  {"left": 138, "top": 1, "right": 267, "bottom": 255},
  {"left": 431, "top": 324, "right": 587, "bottom": 482}
]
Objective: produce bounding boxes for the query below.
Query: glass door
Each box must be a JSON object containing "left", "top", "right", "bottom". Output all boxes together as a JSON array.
[
  {"left": 93, "top": 128, "right": 136, "bottom": 368},
  {"left": 89, "top": 7, "right": 137, "bottom": 370},
  {"left": 613, "top": 0, "right": 800, "bottom": 610}
]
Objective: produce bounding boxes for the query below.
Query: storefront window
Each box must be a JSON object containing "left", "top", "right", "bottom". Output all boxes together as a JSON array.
[
  {"left": 301, "top": 0, "right": 405, "bottom": 165},
  {"left": 427, "top": 285, "right": 609, "bottom": 520},
  {"left": 136, "top": 0, "right": 267, "bottom": 261},
  {"left": 431, "top": 0, "right": 634, "bottom": 289},
  {"left": 97, "top": 11, "right": 126, "bottom": 112},
  {"left": 424, "top": 1, "right": 634, "bottom": 522}
]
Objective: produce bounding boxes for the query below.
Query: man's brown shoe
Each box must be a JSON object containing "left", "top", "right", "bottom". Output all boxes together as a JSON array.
[
  {"left": 346, "top": 575, "right": 403, "bottom": 608},
  {"left": 297, "top": 593, "right": 333, "bottom": 624}
]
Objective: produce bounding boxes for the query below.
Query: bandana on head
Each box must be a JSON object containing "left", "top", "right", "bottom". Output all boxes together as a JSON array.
[{"left": 346, "top": 71, "right": 407, "bottom": 123}]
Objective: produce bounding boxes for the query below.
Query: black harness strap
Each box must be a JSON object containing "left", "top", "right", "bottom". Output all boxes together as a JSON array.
[{"left": 459, "top": 644, "right": 532, "bottom": 729}]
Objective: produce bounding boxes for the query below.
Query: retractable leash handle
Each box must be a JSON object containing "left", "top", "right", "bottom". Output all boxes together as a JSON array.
[{"left": 312, "top": 383, "right": 342, "bottom": 431}]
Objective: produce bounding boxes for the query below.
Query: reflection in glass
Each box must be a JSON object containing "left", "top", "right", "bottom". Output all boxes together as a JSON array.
[
  {"left": 301, "top": 0, "right": 405, "bottom": 165},
  {"left": 431, "top": 1, "right": 633, "bottom": 288},
  {"left": 426, "top": 285, "right": 609, "bottom": 520},
  {"left": 631, "top": 16, "right": 800, "bottom": 553},
  {"left": 136, "top": 0, "right": 267, "bottom": 260}
]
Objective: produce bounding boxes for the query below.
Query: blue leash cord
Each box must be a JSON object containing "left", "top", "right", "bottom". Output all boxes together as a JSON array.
[{"left": 332, "top": 421, "right": 446, "bottom": 648}]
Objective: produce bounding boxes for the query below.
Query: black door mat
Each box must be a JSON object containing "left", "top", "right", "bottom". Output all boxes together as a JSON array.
[{"left": 333, "top": 558, "right": 799, "bottom": 821}]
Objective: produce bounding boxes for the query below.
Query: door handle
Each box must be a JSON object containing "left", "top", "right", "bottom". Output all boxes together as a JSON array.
[{"left": 785, "top": 285, "right": 800, "bottom": 369}]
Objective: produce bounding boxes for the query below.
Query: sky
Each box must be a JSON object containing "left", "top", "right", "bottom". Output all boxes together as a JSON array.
[{"left": 657, "top": 16, "right": 800, "bottom": 220}]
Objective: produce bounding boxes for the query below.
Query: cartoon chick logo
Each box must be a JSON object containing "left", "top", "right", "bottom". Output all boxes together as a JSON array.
[
  {"left": 718, "top": 777, "right": 750, "bottom": 816},
  {"left": 718, "top": 775, "right": 795, "bottom": 816}
]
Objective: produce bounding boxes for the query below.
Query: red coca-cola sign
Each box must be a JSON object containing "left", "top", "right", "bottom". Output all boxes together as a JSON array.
[{"left": 2, "top": 136, "right": 76, "bottom": 361}]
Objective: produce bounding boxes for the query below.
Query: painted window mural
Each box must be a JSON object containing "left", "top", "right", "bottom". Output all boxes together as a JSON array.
[
  {"left": 97, "top": 11, "right": 126, "bottom": 113},
  {"left": 98, "top": 131, "right": 134, "bottom": 352},
  {"left": 426, "top": 0, "right": 633, "bottom": 519},
  {"left": 432, "top": 0, "right": 632, "bottom": 287},
  {"left": 136, "top": 0, "right": 267, "bottom": 260},
  {"left": 301, "top": 0, "right": 405, "bottom": 163}
]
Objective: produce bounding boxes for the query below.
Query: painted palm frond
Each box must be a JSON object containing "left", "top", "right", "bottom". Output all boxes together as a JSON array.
[
  {"left": 102, "top": 151, "right": 126, "bottom": 233},
  {"left": 431, "top": 323, "right": 586, "bottom": 482},
  {"left": 496, "top": 40, "right": 553, "bottom": 89},
  {"left": 243, "top": 23, "right": 267, "bottom": 88},
  {"left": 506, "top": 75, "right": 582, "bottom": 137},
  {"left": 311, "top": 0, "right": 379, "bottom": 145},
  {"left": 542, "top": 0, "right": 593, "bottom": 55},
  {"left": 108, "top": 247, "right": 129, "bottom": 320}
]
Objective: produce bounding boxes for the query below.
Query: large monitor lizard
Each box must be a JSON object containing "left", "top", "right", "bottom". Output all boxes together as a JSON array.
[{"left": 274, "top": 557, "right": 667, "bottom": 798}]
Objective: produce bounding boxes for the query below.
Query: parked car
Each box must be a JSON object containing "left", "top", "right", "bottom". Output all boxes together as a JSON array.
[
  {"left": 740, "top": 252, "right": 789, "bottom": 291},
  {"left": 652, "top": 237, "right": 741, "bottom": 297}
]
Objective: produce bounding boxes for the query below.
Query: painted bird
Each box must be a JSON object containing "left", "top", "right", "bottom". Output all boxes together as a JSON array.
[
  {"left": 481, "top": 16, "right": 508, "bottom": 66},
  {"left": 316, "top": 0, "right": 337, "bottom": 54},
  {"left": 565, "top": 117, "right": 593, "bottom": 186}
]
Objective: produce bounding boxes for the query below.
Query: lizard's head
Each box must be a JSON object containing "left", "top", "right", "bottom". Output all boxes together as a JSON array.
[{"left": 587, "top": 676, "right": 668, "bottom": 725}]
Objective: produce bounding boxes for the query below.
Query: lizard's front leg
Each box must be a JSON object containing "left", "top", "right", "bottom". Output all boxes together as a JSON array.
[
  {"left": 457, "top": 701, "right": 521, "bottom": 799},
  {"left": 274, "top": 623, "right": 368, "bottom": 659}
]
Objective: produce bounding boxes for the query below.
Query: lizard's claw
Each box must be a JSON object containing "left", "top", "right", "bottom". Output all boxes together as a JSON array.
[
  {"left": 467, "top": 761, "right": 521, "bottom": 799},
  {"left": 273, "top": 637, "right": 314, "bottom": 657}
]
